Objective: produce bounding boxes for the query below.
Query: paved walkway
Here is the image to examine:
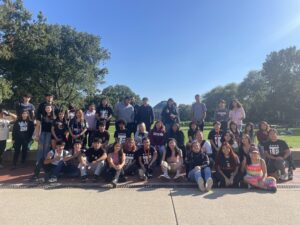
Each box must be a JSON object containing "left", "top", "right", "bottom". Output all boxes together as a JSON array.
[{"left": 0, "top": 188, "right": 300, "bottom": 225}]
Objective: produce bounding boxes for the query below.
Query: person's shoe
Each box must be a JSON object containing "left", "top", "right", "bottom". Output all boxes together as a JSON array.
[
  {"left": 48, "top": 177, "right": 58, "bottom": 183},
  {"left": 81, "top": 175, "right": 87, "bottom": 183},
  {"left": 205, "top": 178, "right": 213, "bottom": 191},
  {"left": 92, "top": 175, "right": 99, "bottom": 183},
  {"left": 288, "top": 170, "right": 293, "bottom": 180},
  {"left": 197, "top": 177, "right": 205, "bottom": 192},
  {"left": 159, "top": 173, "right": 171, "bottom": 180},
  {"left": 119, "top": 177, "right": 127, "bottom": 183},
  {"left": 173, "top": 173, "right": 183, "bottom": 180},
  {"left": 140, "top": 174, "right": 148, "bottom": 181},
  {"left": 279, "top": 173, "right": 288, "bottom": 181},
  {"left": 111, "top": 179, "right": 118, "bottom": 188},
  {"left": 267, "top": 185, "right": 277, "bottom": 193}
]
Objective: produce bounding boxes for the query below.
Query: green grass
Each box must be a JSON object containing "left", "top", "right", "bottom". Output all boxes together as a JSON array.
[{"left": 6, "top": 127, "right": 300, "bottom": 150}]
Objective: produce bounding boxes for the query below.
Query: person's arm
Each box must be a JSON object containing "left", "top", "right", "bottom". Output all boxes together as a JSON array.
[
  {"left": 108, "top": 107, "right": 113, "bottom": 120},
  {"left": 283, "top": 148, "right": 291, "bottom": 160},
  {"left": 161, "top": 148, "right": 166, "bottom": 162},
  {"left": 201, "top": 154, "right": 210, "bottom": 168},
  {"left": 44, "top": 151, "right": 57, "bottom": 165},
  {"left": 260, "top": 159, "right": 268, "bottom": 180},
  {"left": 118, "top": 153, "right": 126, "bottom": 169},
  {"left": 265, "top": 151, "right": 277, "bottom": 160},
  {"left": 138, "top": 155, "right": 146, "bottom": 171},
  {"left": 240, "top": 158, "right": 246, "bottom": 173},
  {"left": 8, "top": 111, "right": 17, "bottom": 121},
  {"left": 28, "top": 121, "right": 35, "bottom": 138},
  {"left": 12, "top": 122, "right": 18, "bottom": 142},
  {"left": 33, "top": 120, "right": 41, "bottom": 141},
  {"left": 51, "top": 125, "right": 59, "bottom": 141},
  {"left": 149, "top": 150, "right": 158, "bottom": 168},
  {"left": 150, "top": 107, "right": 154, "bottom": 125},
  {"left": 240, "top": 107, "right": 245, "bottom": 120},
  {"left": 95, "top": 152, "right": 107, "bottom": 162},
  {"left": 107, "top": 153, "right": 117, "bottom": 169}
]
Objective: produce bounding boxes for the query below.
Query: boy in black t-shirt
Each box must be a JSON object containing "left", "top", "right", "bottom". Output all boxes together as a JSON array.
[
  {"left": 94, "top": 121, "right": 110, "bottom": 149},
  {"left": 208, "top": 121, "right": 223, "bottom": 159},
  {"left": 79, "top": 138, "right": 107, "bottom": 182},
  {"left": 114, "top": 120, "right": 130, "bottom": 144},
  {"left": 136, "top": 137, "right": 157, "bottom": 180},
  {"left": 51, "top": 110, "right": 68, "bottom": 149},
  {"left": 263, "top": 129, "right": 292, "bottom": 181}
]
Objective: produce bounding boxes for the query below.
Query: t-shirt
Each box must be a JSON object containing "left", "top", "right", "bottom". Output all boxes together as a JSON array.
[
  {"left": 96, "top": 105, "right": 113, "bottom": 121},
  {"left": 229, "top": 107, "right": 245, "bottom": 126},
  {"left": 188, "top": 128, "right": 198, "bottom": 141},
  {"left": 134, "top": 131, "right": 148, "bottom": 146},
  {"left": 47, "top": 149, "right": 70, "bottom": 166},
  {"left": 217, "top": 155, "right": 239, "bottom": 173},
  {"left": 94, "top": 130, "right": 110, "bottom": 144},
  {"left": 84, "top": 147, "right": 106, "bottom": 163},
  {"left": 0, "top": 118, "right": 11, "bottom": 140},
  {"left": 41, "top": 115, "right": 55, "bottom": 133},
  {"left": 69, "top": 118, "right": 88, "bottom": 136},
  {"left": 208, "top": 129, "right": 223, "bottom": 150},
  {"left": 114, "top": 129, "right": 130, "bottom": 144},
  {"left": 52, "top": 118, "right": 68, "bottom": 139},
  {"left": 16, "top": 102, "right": 35, "bottom": 119},
  {"left": 124, "top": 151, "right": 137, "bottom": 166},
  {"left": 149, "top": 129, "right": 165, "bottom": 146},
  {"left": 256, "top": 130, "right": 269, "bottom": 145},
  {"left": 136, "top": 146, "right": 156, "bottom": 166},
  {"left": 84, "top": 110, "right": 96, "bottom": 131},
  {"left": 191, "top": 102, "right": 207, "bottom": 121},
  {"left": 214, "top": 108, "right": 229, "bottom": 122},
  {"left": 263, "top": 140, "right": 289, "bottom": 157}
]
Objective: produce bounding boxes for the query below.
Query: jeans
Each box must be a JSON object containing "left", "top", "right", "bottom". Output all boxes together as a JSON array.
[
  {"left": 188, "top": 166, "right": 211, "bottom": 183},
  {"left": 0, "top": 140, "right": 6, "bottom": 164},
  {"left": 13, "top": 139, "right": 31, "bottom": 165},
  {"left": 37, "top": 132, "right": 52, "bottom": 162},
  {"left": 79, "top": 160, "right": 106, "bottom": 176}
]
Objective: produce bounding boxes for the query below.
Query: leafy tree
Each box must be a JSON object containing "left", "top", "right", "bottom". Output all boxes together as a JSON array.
[
  {"left": 178, "top": 104, "right": 192, "bottom": 122},
  {"left": 0, "top": 0, "right": 110, "bottom": 107},
  {"left": 0, "top": 77, "right": 12, "bottom": 103}
]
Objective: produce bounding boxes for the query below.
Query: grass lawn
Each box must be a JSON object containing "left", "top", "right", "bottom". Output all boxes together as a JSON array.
[{"left": 6, "top": 127, "right": 300, "bottom": 150}]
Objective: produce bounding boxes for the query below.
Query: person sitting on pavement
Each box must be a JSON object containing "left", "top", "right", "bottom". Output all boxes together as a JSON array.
[
  {"left": 79, "top": 138, "right": 107, "bottom": 182},
  {"left": 93, "top": 121, "right": 110, "bottom": 150},
  {"left": 43, "top": 140, "right": 73, "bottom": 182},
  {"left": 123, "top": 138, "right": 138, "bottom": 176},
  {"left": 243, "top": 145, "right": 277, "bottom": 192},
  {"left": 134, "top": 122, "right": 149, "bottom": 148},
  {"left": 186, "top": 141, "right": 213, "bottom": 192},
  {"left": 114, "top": 119, "right": 130, "bottom": 144},
  {"left": 263, "top": 128, "right": 293, "bottom": 181},
  {"left": 159, "top": 138, "right": 183, "bottom": 180},
  {"left": 106, "top": 142, "right": 126, "bottom": 188},
  {"left": 136, "top": 137, "right": 157, "bottom": 180}
]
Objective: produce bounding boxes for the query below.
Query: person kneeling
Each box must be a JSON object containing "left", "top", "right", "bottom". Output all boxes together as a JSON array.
[
  {"left": 160, "top": 138, "right": 183, "bottom": 180},
  {"left": 137, "top": 137, "right": 157, "bottom": 180},
  {"left": 43, "top": 141, "right": 72, "bottom": 183},
  {"left": 106, "top": 142, "right": 126, "bottom": 188},
  {"left": 79, "top": 138, "right": 107, "bottom": 182},
  {"left": 187, "top": 141, "right": 213, "bottom": 192},
  {"left": 243, "top": 146, "right": 277, "bottom": 192}
]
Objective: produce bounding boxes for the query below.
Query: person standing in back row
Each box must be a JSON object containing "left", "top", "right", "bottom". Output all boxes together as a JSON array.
[
  {"left": 191, "top": 94, "right": 207, "bottom": 131},
  {"left": 136, "top": 97, "right": 154, "bottom": 132},
  {"left": 16, "top": 93, "right": 35, "bottom": 120},
  {"left": 161, "top": 98, "right": 180, "bottom": 132},
  {"left": 114, "top": 97, "right": 135, "bottom": 136}
]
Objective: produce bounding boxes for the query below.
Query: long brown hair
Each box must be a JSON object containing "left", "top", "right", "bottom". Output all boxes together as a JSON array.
[{"left": 215, "top": 142, "right": 238, "bottom": 170}]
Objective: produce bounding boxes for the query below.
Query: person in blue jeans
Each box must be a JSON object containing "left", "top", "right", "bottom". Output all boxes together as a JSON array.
[
  {"left": 43, "top": 141, "right": 73, "bottom": 182},
  {"left": 187, "top": 141, "right": 213, "bottom": 192}
]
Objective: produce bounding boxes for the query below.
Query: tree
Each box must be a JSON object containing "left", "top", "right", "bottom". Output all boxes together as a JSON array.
[
  {"left": 85, "top": 85, "right": 141, "bottom": 108},
  {"left": 262, "top": 47, "right": 300, "bottom": 124},
  {"left": 0, "top": 77, "right": 12, "bottom": 103},
  {"left": 178, "top": 104, "right": 192, "bottom": 122},
  {"left": 0, "top": 0, "right": 110, "bottom": 107},
  {"left": 202, "top": 83, "right": 239, "bottom": 121}
]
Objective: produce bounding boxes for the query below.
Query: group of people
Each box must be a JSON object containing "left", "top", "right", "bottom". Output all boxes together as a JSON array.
[{"left": 0, "top": 93, "right": 295, "bottom": 191}]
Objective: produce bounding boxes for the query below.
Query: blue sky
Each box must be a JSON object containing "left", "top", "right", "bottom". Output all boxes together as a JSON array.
[{"left": 23, "top": 0, "right": 300, "bottom": 106}]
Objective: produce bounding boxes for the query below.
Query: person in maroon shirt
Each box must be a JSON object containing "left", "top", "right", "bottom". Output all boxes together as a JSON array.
[{"left": 149, "top": 120, "right": 166, "bottom": 164}]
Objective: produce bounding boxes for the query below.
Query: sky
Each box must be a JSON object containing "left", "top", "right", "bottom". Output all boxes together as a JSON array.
[{"left": 23, "top": 0, "right": 300, "bottom": 106}]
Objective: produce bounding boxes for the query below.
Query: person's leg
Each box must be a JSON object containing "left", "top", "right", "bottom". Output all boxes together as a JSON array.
[
  {"left": 160, "top": 161, "right": 170, "bottom": 179},
  {"left": 79, "top": 162, "right": 87, "bottom": 177},
  {"left": 52, "top": 161, "right": 66, "bottom": 178},
  {"left": 274, "top": 159, "right": 286, "bottom": 175},
  {"left": 105, "top": 120, "right": 110, "bottom": 131},
  {"left": 199, "top": 121, "right": 205, "bottom": 132},
  {"left": 94, "top": 160, "right": 106, "bottom": 176},
  {"left": 13, "top": 141, "right": 22, "bottom": 166},
  {"left": 214, "top": 171, "right": 226, "bottom": 187},
  {"left": 88, "top": 130, "right": 94, "bottom": 148},
  {"left": 0, "top": 140, "right": 6, "bottom": 166},
  {"left": 21, "top": 140, "right": 29, "bottom": 164},
  {"left": 201, "top": 166, "right": 212, "bottom": 182}
]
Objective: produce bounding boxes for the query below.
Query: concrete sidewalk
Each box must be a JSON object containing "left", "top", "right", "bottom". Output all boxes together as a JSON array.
[{"left": 0, "top": 188, "right": 300, "bottom": 225}]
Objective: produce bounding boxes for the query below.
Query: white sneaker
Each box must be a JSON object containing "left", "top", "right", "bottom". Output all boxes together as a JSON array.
[
  {"left": 206, "top": 178, "right": 213, "bottom": 191},
  {"left": 279, "top": 174, "right": 288, "bottom": 181},
  {"left": 174, "top": 173, "right": 182, "bottom": 180},
  {"left": 197, "top": 177, "right": 205, "bottom": 192},
  {"left": 160, "top": 174, "right": 171, "bottom": 180}
]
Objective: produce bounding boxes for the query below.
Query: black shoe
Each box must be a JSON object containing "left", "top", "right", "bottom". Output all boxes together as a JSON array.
[
  {"left": 119, "top": 177, "right": 127, "bottom": 183},
  {"left": 93, "top": 175, "right": 99, "bottom": 183}
]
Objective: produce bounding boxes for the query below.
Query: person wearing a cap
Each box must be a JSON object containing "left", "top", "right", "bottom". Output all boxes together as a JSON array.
[
  {"left": 16, "top": 93, "right": 35, "bottom": 120},
  {"left": 263, "top": 129, "right": 293, "bottom": 181},
  {"left": 191, "top": 94, "right": 207, "bottom": 132},
  {"left": 136, "top": 97, "right": 154, "bottom": 132},
  {"left": 243, "top": 145, "right": 277, "bottom": 192},
  {"left": 0, "top": 108, "right": 17, "bottom": 169},
  {"left": 79, "top": 138, "right": 107, "bottom": 182},
  {"left": 12, "top": 110, "right": 35, "bottom": 169},
  {"left": 161, "top": 98, "right": 180, "bottom": 132},
  {"left": 214, "top": 99, "right": 229, "bottom": 131},
  {"left": 36, "top": 93, "right": 58, "bottom": 122}
]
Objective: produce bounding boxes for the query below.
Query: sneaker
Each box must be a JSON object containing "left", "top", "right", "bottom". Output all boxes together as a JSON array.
[
  {"left": 159, "top": 174, "right": 171, "bottom": 180},
  {"left": 267, "top": 185, "right": 277, "bottom": 193},
  {"left": 111, "top": 179, "right": 118, "bottom": 188},
  {"left": 206, "top": 178, "right": 213, "bottom": 191},
  {"left": 288, "top": 170, "right": 293, "bottom": 180},
  {"left": 48, "top": 177, "right": 57, "bottom": 183},
  {"left": 197, "top": 177, "right": 206, "bottom": 192},
  {"left": 173, "top": 173, "right": 183, "bottom": 180},
  {"left": 279, "top": 173, "right": 288, "bottom": 181},
  {"left": 140, "top": 174, "right": 148, "bottom": 181}
]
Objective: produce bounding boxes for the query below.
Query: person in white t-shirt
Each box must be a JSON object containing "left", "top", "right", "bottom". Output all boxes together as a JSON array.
[{"left": 0, "top": 109, "right": 17, "bottom": 168}]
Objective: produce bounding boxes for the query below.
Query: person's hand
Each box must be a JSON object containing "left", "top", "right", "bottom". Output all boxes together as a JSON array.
[
  {"left": 276, "top": 156, "right": 284, "bottom": 161},
  {"left": 54, "top": 155, "right": 61, "bottom": 161},
  {"left": 225, "top": 177, "right": 231, "bottom": 186},
  {"left": 230, "top": 176, "right": 234, "bottom": 185},
  {"left": 92, "top": 160, "right": 98, "bottom": 164}
]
